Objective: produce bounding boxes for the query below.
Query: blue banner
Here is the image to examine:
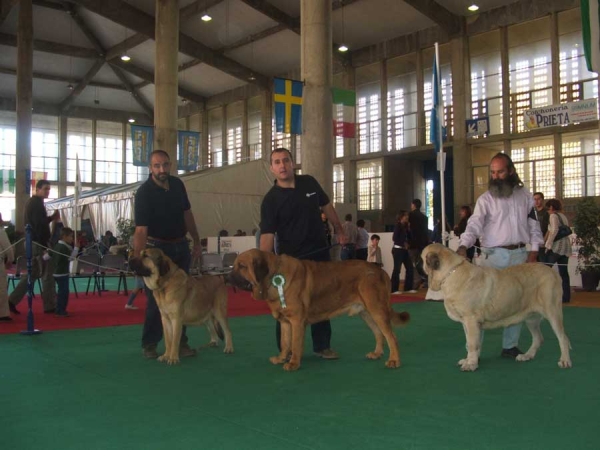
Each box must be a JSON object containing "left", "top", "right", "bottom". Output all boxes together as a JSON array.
[
  {"left": 130, "top": 125, "right": 153, "bottom": 167},
  {"left": 274, "top": 77, "right": 303, "bottom": 135},
  {"left": 177, "top": 130, "right": 200, "bottom": 171}
]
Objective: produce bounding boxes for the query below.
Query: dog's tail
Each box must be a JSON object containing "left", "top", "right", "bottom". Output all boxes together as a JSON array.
[{"left": 392, "top": 311, "right": 410, "bottom": 327}]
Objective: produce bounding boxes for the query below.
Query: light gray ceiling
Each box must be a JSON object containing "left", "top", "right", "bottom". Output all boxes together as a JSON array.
[{"left": 0, "top": 0, "right": 523, "bottom": 119}]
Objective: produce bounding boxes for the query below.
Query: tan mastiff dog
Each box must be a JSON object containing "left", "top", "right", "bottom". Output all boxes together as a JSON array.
[
  {"left": 129, "top": 248, "right": 233, "bottom": 365},
  {"left": 422, "top": 243, "right": 572, "bottom": 371},
  {"left": 229, "top": 248, "right": 409, "bottom": 371}
]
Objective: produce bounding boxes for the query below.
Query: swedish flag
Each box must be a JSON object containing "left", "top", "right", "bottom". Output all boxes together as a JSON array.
[{"left": 274, "top": 77, "right": 303, "bottom": 135}]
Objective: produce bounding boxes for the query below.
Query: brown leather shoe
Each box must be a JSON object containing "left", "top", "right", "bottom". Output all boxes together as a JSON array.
[
  {"left": 142, "top": 345, "right": 158, "bottom": 359},
  {"left": 315, "top": 349, "right": 339, "bottom": 360},
  {"left": 9, "top": 303, "right": 20, "bottom": 315},
  {"left": 179, "top": 344, "right": 197, "bottom": 358}
]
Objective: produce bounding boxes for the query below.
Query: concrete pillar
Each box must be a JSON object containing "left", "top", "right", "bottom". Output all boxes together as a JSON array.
[
  {"left": 154, "top": 0, "right": 179, "bottom": 164},
  {"left": 222, "top": 105, "right": 228, "bottom": 165},
  {"left": 416, "top": 43, "right": 425, "bottom": 146},
  {"left": 451, "top": 36, "right": 471, "bottom": 209},
  {"left": 301, "top": 0, "right": 333, "bottom": 196},
  {"left": 380, "top": 60, "right": 388, "bottom": 152},
  {"left": 500, "top": 27, "right": 511, "bottom": 135},
  {"left": 201, "top": 110, "right": 209, "bottom": 168},
  {"left": 15, "top": 0, "right": 33, "bottom": 231}
]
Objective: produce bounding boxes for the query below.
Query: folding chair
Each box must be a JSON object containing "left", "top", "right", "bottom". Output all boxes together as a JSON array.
[
  {"left": 71, "top": 253, "right": 102, "bottom": 297},
  {"left": 100, "top": 254, "right": 129, "bottom": 295},
  {"left": 8, "top": 255, "right": 42, "bottom": 296},
  {"left": 221, "top": 252, "right": 238, "bottom": 272},
  {"left": 201, "top": 252, "right": 223, "bottom": 274}
]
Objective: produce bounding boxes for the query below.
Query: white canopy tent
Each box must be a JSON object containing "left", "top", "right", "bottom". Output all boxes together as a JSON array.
[{"left": 46, "top": 159, "right": 274, "bottom": 242}]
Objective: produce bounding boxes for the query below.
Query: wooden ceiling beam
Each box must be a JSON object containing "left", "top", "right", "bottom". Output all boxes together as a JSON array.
[
  {"left": 0, "top": 65, "right": 126, "bottom": 90},
  {"left": 402, "top": 0, "right": 463, "bottom": 36},
  {"left": 57, "top": 58, "right": 105, "bottom": 113},
  {"left": 0, "top": 0, "right": 19, "bottom": 26},
  {"left": 0, "top": 31, "right": 99, "bottom": 58}
]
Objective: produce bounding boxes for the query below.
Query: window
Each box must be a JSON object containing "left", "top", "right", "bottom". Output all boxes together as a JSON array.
[
  {"left": 31, "top": 115, "right": 59, "bottom": 182},
  {"left": 208, "top": 108, "right": 223, "bottom": 168},
  {"left": 508, "top": 18, "right": 552, "bottom": 133},
  {"left": 333, "top": 164, "right": 344, "bottom": 204},
  {"left": 226, "top": 102, "right": 243, "bottom": 165},
  {"left": 271, "top": 119, "right": 292, "bottom": 152},
  {"left": 125, "top": 137, "right": 149, "bottom": 183},
  {"left": 470, "top": 31, "right": 503, "bottom": 135},
  {"left": 66, "top": 118, "right": 93, "bottom": 183},
  {"left": 387, "top": 54, "right": 419, "bottom": 150},
  {"left": 96, "top": 121, "right": 123, "bottom": 184},
  {"left": 247, "top": 96, "right": 262, "bottom": 161},
  {"left": 562, "top": 131, "right": 600, "bottom": 198},
  {"left": 356, "top": 160, "right": 382, "bottom": 210},
  {"left": 357, "top": 90, "right": 381, "bottom": 154},
  {"left": 558, "top": 8, "right": 599, "bottom": 104},
  {"left": 511, "top": 138, "right": 555, "bottom": 197}
]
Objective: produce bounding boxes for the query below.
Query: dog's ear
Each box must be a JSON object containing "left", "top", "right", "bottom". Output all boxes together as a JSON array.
[
  {"left": 252, "top": 254, "right": 271, "bottom": 300},
  {"left": 425, "top": 252, "right": 443, "bottom": 291},
  {"left": 158, "top": 256, "right": 171, "bottom": 277}
]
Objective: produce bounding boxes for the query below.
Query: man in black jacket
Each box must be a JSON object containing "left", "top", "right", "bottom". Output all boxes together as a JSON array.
[
  {"left": 408, "top": 198, "right": 430, "bottom": 289},
  {"left": 9, "top": 179, "right": 60, "bottom": 314}
]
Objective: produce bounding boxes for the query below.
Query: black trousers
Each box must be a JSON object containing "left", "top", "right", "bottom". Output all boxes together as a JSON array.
[
  {"left": 275, "top": 247, "right": 332, "bottom": 353},
  {"left": 142, "top": 240, "right": 191, "bottom": 348}
]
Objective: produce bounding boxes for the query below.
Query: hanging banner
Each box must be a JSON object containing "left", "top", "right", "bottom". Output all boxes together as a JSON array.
[
  {"left": 177, "top": 130, "right": 200, "bottom": 171},
  {"left": 0, "top": 169, "right": 15, "bottom": 193},
  {"left": 524, "top": 99, "right": 598, "bottom": 130},
  {"left": 30, "top": 171, "right": 47, "bottom": 193},
  {"left": 130, "top": 125, "right": 153, "bottom": 167}
]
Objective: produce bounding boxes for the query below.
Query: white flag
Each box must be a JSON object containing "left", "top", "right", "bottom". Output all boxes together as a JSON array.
[{"left": 582, "top": 0, "right": 600, "bottom": 73}]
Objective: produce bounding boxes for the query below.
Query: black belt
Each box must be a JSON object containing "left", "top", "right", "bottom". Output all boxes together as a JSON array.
[
  {"left": 147, "top": 236, "right": 187, "bottom": 243},
  {"left": 497, "top": 243, "right": 526, "bottom": 250}
]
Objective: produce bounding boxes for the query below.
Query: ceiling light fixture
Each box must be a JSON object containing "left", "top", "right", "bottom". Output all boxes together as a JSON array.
[
  {"left": 121, "top": 54, "right": 131, "bottom": 62},
  {"left": 67, "top": 83, "right": 74, "bottom": 90},
  {"left": 201, "top": 13, "right": 212, "bottom": 22},
  {"left": 468, "top": 4, "right": 479, "bottom": 12},
  {"left": 338, "top": 2, "right": 349, "bottom": 53},
  {"left": 128, "top": 117, "right": 135, "bottom": 123}
]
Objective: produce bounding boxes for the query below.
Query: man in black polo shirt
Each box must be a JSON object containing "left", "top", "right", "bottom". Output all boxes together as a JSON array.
[
  {"left": 260, "top": 148, "right": 347, "bottom": 360},
  {"left": 132, "top": 150, "right": 202, "bottom": 359}
]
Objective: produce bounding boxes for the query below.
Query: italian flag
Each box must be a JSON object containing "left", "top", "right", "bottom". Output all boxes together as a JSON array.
[
  {"left": 332, "top": 88, "right": 356, "bottom": 138},
  {"left": 0, "top": 169, "right": 15, "bottom": 193},
  {"left": 582, "top": 0, "right": 600, "bottom": 73}
]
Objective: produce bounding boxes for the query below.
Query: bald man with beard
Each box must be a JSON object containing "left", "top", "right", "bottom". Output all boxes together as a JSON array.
[{"left": 457, "top": 152, "right": 544, "bottom": 359}]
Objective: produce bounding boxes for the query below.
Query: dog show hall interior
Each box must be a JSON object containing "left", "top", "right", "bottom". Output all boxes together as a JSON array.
[{"left": 2, "top": 1, "right": 600, "bottom": 450}]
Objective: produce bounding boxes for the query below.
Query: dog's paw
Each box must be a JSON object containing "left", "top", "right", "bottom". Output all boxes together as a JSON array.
[
  {"left": 365, "top": 351, "right": 382, "bottom": 360},
  {"left": 558, "top": 359, "right": 572, "bottom": 369},
  {"left": 385, "top": 359, "right": 400, "bottom": 368},
  {"left": 283, "top": 361, "right": 300, "bottom": 371},
  {"left": 207, "top": 340, "right": 218, "bottom": 347},
  {"left": 516, "top": 354, "right": 533, "bottom": 362},
  {"left": 269, "top": 355, "right": 286, "bottom": 365},
  {"left": 458, "top": 359, "right": 478, "bottom": 371},
  {"left": 223, "top": 346, "right": 234, "bottom": 354}
]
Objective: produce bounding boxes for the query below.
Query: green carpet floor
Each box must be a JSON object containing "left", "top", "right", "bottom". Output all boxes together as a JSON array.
[{"left": 2, "top": 302, "right": 597, "bottom": 450}]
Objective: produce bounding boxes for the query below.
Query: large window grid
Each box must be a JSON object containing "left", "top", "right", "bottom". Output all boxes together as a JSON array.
[
  {"left": 227, "top": 126, "right": 242, "bottom": 165},
  {"left": 511, "top": 144, "right": 555, "bottom": 197},
  {"left": 333, "top": 164, "right": 344, "bottom": 204},
  {"left": 562, "top": 134, "right": 600, "bottom": 198},
  {"left": 125, "top": 138, "right": 149, "bottom": 183},
  {"left": 96, "top": 122, "right": 123, "bottom": 184},
  {"left": 356, "top": 160, "right": 382, "bottom": 211},
  {"left": 31, "top": 129, "right": 58, "bottom": 181},
  {"left": 271, "top": 120, "right": 292, "bottom": 152},
  {"left": 424, "top": 71, "right": 453, "bottom": 144},
  {"left": 66, "top": 119, "right": 93, "bottom": 183},
  {"left": 357, "top": 94, "right": 381, "bottom": 154}
]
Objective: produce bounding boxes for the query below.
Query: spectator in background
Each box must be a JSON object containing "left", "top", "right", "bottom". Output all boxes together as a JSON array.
[
  {"left": 533, "top": 192, "right": 550, "bottom": 262},
  {"left": 355, "top": 219, "right": 369, "bottom": 260},
  {"left": 100, "top": 230, "right": 117, "bottom": 255},
  {"left": 0, "top": 212, "right": 14, "bottom": 321},
  {"left": 341, "top": 214, "right": 358, "bottom": 260},
  {"left": 408, "top": 199, "right": 430, "bottom": 289},
  {"left": 391, "top": 211, "right": 415, "bottom": 295},
  {"left": 321, "top": 212, "right": 333, "bottom": 247},
  {"left": 9, "top": 179, "right": 60, "bottom": 315},
  {"left": 367, "top": 234, "right": 383, "bottom": 267},
  {"left": 454, "top": 205, "right": 476, "bottom": 261},
  {"left": 544, "top": 198, "right": 572, "bottom": 303},
  {"left": 51, "top": 227, "right": 78, "bottom": 317}
]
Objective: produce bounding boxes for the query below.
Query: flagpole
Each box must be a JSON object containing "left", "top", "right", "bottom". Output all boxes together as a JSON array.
[
  {"left": 434, "top": 42, "right": 447, "bottom": 244},
  {"left": 74, "top": 154, "right": 80, "bottom": 250}
]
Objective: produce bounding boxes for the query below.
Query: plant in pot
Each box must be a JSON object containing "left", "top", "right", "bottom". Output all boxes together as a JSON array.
[
  {"left": 573, "top": 197, "right": 600, "bottom": 291},
  {"left": 116, "top": 218, "right": 135, "bottom": 247}
]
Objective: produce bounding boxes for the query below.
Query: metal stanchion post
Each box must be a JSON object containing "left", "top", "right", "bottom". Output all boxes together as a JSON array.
[{"left": 21, "top": 224, "right": 42, "bottom": 335}]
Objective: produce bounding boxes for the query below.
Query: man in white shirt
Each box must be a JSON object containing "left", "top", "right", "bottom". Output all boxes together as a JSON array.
[
  {"left": 457, "top": 152, "right": 544, "bottom": 359},
  {"left": 341, "top": 214, "right": 358, "bottom": 260}
]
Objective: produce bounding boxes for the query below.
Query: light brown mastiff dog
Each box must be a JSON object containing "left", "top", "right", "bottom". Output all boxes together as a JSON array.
[
  {"left": 422, "top": 243, "right": 572, "bottom": 371},
  {"left": 129, "top": 248, "right": 233, "bottom": 365},
  {"left": 229, "top": 249, "right": 409, "bottom": 371}
]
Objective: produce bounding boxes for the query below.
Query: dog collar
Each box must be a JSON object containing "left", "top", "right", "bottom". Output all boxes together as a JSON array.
[
  {"left": 441, "top": 261, "right": 465, "bottom": 286},
  {"left": 271, "top": 274, "right": 287, "bottom": 309}
]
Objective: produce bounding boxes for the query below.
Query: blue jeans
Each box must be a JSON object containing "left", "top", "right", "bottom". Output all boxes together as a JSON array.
[
  {"left": 479, "top": 247, "right": 528, "bottom": 349},
  {"left": 391, "top": 247, "right": 413, "bottom": 293},
  {"left": 54, "top": 276, "right": 70, "bottom": 314},
  {"left": 340, "top": 244, "right": 356, "bottom": 261},
  {"left": 142, "top": 240, "right": 191, "bottom": 348}
]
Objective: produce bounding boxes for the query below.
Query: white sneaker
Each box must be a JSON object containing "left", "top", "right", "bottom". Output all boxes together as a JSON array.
[
  {"left": 406, "top": 290, "right": 418, "bottom": 294},
  {"left": 125, "top": 304, "right": 139, "bottom": 310},
  {"left": 392, "top": 291, "right": 403, "bottom": 295}
]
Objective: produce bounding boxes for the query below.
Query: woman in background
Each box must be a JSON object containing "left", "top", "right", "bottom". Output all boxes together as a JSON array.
[
  {"left": 454, "top": 205, "right": 475, "bottom": 261},
  {"left": 544, "top": 199, "right": 572, "bottom": 303}
]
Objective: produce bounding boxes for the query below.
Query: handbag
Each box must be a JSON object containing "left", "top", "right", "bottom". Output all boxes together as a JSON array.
[{"left": 554, "top": 214, "right": 572, "bottom": 241}]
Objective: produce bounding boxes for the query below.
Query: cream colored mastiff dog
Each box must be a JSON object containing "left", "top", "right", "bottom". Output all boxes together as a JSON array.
[{"left": 422, "top": 243, "right": 572, "bottom": 371}]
